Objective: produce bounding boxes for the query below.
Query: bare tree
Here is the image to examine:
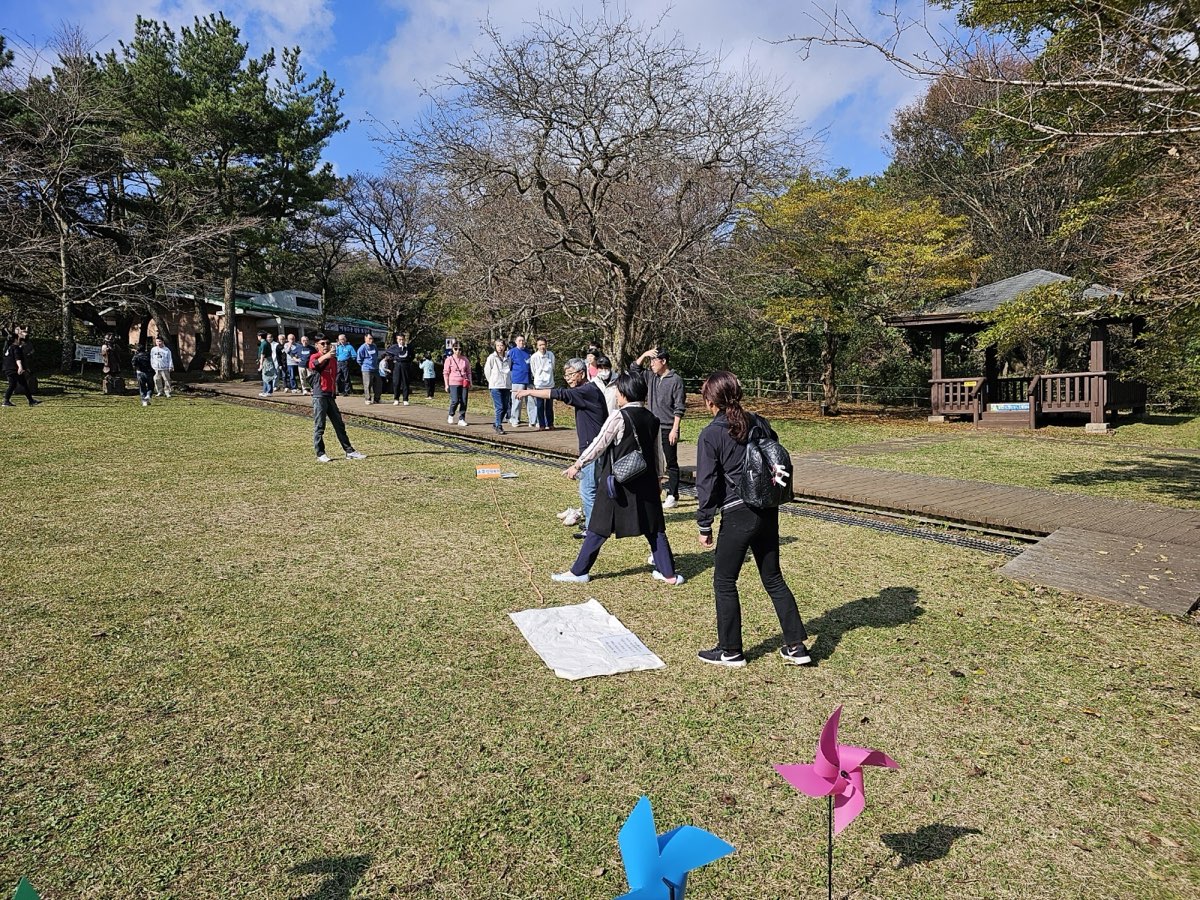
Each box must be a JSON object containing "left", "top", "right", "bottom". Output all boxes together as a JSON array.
[
  {"left": 0, "top": 31, "right": 237, "bottom": 371},
  {"left": 389, "top": 8, "right": 802, "bottom": 364},
  {"left": 337, "top": 171, "right": 441, "bottom": 337}
]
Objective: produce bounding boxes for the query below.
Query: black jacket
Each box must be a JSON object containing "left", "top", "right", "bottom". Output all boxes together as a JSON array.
[{"left": 694, "top": 411, "right": 777, "bottom": 534}]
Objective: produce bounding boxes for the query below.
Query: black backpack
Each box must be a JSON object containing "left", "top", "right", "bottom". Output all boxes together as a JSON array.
[{"left": 735, "top": 415, "right": 794, "bottom": 508}]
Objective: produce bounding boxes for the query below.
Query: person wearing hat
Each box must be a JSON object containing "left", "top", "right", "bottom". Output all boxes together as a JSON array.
[{"left": 633, "top": 346, "right": 686, "bottom": 508}]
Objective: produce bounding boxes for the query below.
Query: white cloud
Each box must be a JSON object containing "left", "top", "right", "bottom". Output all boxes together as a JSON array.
[
  {"left": 355, "top": 0, "right": 953, "bottom": 172},
  {"left": 52, "top": 0, "right": 336, "bottom": 58}
]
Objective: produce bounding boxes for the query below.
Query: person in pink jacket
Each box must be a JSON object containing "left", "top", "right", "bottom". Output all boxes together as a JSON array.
[{"left": 443, "top": 342, "right": 472, "bottom": 426}]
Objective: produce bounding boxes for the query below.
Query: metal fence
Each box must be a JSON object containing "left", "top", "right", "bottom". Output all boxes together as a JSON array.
[{"left": 679, "top": 376, "right": 930, "bottom": 407}]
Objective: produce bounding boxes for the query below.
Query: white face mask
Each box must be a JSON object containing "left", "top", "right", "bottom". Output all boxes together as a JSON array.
[{"left": 596, "top": 369, "right": 611, "bottom": 383}]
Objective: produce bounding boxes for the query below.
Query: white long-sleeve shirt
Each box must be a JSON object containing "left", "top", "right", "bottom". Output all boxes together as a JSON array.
[
  {"left": 150, "top": 346, "right": 173, "bottom": 371},
  {"left": 575, "top": 402, "right": 666, "bottom": 475},
  {"left": 530, "top": 350, "right": 555, "bottom": 388}
]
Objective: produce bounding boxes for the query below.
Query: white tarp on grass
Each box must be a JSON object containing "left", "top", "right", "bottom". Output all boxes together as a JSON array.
[{"left": 509, "top": 598, "right": 665, "bottom": 680}]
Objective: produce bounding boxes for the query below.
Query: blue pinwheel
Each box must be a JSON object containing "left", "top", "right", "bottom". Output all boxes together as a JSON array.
[
  {"left": 616, "top": 795, "right": 735, "bottom": 900},
  {"left": 12, "top": 879, "right": 40, "bottom": 900}
]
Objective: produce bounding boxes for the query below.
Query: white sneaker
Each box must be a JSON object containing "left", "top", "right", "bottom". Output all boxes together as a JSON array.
[
  {"left": 346, "top": 451, "right": 366, "bottom": 460},
  {"left": 556, "top": 507, "right": 574, "bottom": 520},
  {"left": 403, "top": 401, "right": 409, "bottom": 406},
  {"left": 663, "top": 495, "right": 678, "bottom": 509},
  {"left": 448, "top": 416, "right": 455, "bottom": 424},
  {"left": 257, "top": 392, "right": 269, "bottom": 397},
  {"left": 393, "top": 400, "right": 400, "bottom": 405},
  {"left": 562, "top": 510, "right": 581, "bottom": 527},
  {"left": 458, "top": 419, "right": 467, "bottom": 427},
  {"left": 316, "top": 454, "right": 332, "bottom": 463},
  {"left": 551, "top": 571, "right": 590, "bottom": 583},
  {"left": 647, "top": 554, "right": 655, "bottom": 566},
  {"left": 365, "top": 400, "right": 372, "bottom": 405},
  {"left": 141, "top": 399, "right": 148, "bottom": 407},
  {"left": 652, "top": 571, "right": 685, "bottom": 586}
]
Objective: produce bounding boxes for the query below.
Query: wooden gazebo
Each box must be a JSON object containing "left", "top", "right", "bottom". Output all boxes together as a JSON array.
[{"left": 889, "top": 270, "right": 1147, "bottom": 432}]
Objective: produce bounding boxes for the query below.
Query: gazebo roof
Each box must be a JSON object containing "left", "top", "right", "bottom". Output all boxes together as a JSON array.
[{"left": 889, "top": 269, "right": 1118, "bottom": 328}]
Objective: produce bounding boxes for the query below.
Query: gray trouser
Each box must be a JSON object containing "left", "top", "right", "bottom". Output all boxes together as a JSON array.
[
  {"left": 153, "top": 370, "right": 171, "bottom": 394},
  {"left": 312, "top": 395, "right": 354, "bottom": 456}
]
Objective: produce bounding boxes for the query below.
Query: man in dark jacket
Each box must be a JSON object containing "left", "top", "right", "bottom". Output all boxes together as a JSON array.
[
  {"left": 385, "top": 332, "right": 412, "bottom": 405},
  {"left": 632, "top": 346, "right": 686, "bottom": 508},
  {"left": 2, "top": 328, "right": 39, "bottom": 407},
  {"left": 515, "top": 357, "right": 608, "bottom": 537}
]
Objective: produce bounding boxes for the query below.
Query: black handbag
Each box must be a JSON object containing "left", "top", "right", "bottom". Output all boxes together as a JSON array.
[{"left": 611, "top": 410, "right": 648, "bottom": 483}]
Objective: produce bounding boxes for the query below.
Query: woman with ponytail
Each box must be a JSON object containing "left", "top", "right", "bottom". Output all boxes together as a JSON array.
[{"left": 694, "top": 371, "right": 810, "bottom": 668}]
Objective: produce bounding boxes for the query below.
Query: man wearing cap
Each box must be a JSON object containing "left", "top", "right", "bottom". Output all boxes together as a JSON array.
[
  {"left": 515, "top": 357, "right": 607, "bottom": 537},
  {"left": 633, "top": 347, "right": 686, "bottom": 508},
  {"left": 308, "top": 334, "right": 367, "bottom": 463}
]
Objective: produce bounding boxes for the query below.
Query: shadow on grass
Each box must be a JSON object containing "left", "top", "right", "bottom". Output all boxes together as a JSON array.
[
  {"left": 1050, "top": 452, "right": 1200, "bottom": 505},
  {"left": 794, "top": 586, "right": 924, "bottom": 664},
  {"left": 881, "top": 823, "right": 982, "bottom": 868},
  {"left": 291, "top": 854, "right": 371, "bottom": 900}
]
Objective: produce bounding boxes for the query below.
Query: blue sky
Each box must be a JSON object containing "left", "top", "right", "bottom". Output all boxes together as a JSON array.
[{"left": 1, "top": 1, "right": 952, "bottom": 177}]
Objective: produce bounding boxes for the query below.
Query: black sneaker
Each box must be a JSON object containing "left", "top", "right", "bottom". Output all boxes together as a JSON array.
[
  {"left": 2, "top": 401, "right": 14, "bottom": 407},
  {"left": 780, "top": 642, "right": 812, "bottom": 665},
  {"left": 571, "top": 529, "right": 587, "bottom": 539},
  {"left": 28, "top": 399, "right": 40, "bottom": 406},
  {"left": 697, "top": 647, "right": 747, "bottom": 668}
]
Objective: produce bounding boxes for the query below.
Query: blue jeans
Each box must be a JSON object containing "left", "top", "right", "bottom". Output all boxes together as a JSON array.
[
  {"left": 535, "top": 396, "right": 555, "bottom": 428},
  {"left": 284, "top": 365, "right": 298, "bottom": 390},
  {"left": 490, "top": 388, "right": 511, "bottom": 427},
  {"left": 578, "top": 461, "right": 596, "bottom": 528},
  {"left": 509, "top": 384, "right": 534, "bottom": 424},
  {"left": 262, "top": 374, "right": 276, "bottom": 394},
  {"left": 448, "top": 385, "right": 468, "bottom": 419}
]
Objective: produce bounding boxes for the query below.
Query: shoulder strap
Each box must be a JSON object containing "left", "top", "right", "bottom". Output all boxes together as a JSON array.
[{"left": 620, "top": 409, "right": 644, "bottom": 455}]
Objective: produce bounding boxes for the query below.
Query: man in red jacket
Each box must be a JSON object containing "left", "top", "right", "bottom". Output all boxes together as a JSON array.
[{"left": 308, "top": 334, "right": 367, "bottom": 463}]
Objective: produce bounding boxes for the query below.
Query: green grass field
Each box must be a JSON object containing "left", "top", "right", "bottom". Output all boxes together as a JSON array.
[{"left": 1, "top": 387, "right": 1197, "bottom": 898}]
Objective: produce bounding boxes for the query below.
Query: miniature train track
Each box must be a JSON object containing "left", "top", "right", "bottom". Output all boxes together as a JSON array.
[{"left": 211, "top": 392, "right": 1029, "bottom": 558}]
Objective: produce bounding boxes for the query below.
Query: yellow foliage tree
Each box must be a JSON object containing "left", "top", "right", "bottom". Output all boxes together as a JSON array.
[{"left": 746, "top": 172, "right": 979, "bottom": 412}]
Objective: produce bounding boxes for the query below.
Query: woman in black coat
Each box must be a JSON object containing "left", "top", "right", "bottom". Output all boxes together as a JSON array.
[
  {"left": 694, "top": 370, "right": 810, "bottom": 668},
  {"left": 552, "top": 371, "right": 684, "bottom": 585}
]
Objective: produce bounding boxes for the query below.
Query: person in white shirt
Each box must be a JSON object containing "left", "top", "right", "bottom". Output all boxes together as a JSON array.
[
  {"left": 484, "top": 338, "right": 513, "bottom": 435},
  {"left": 590, "top": 354, "right": 618, "bottom": 414},
  {"left": 528, "top": 337, "right": 556, "bottom": 429},
  {"left": 149, "top": 336, "right": 174, "bottom": 397}
]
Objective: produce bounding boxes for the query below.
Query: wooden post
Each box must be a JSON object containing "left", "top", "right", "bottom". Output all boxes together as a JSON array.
[
  {"left": 1088, "top": 322, "right": 1109, "bottom": 428},
  {"left": 929, "top": 329, "right": 945, "bottom": 417},
  {"left": 983, "top": 344, "right": 998, "bottom": 406}
]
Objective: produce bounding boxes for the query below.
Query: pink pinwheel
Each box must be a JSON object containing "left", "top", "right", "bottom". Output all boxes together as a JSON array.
[{"left": 775, "top": 705, "right": 898, "bottom": 834}]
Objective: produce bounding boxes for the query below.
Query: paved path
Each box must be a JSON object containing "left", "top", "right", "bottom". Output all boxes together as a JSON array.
[{"left": 201, "top": 381, "right": 1200, "bottom": 615}]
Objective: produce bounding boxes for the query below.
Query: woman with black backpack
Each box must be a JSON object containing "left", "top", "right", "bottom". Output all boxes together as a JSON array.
[{"left": 694, "top": 371, "right": 810, "bottom": 668}]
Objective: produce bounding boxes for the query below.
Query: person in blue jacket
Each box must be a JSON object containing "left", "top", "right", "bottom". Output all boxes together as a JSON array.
[
  {"left": 507, "top": 334, "right": 533, "bottom": 426},
  {"left": 334, "top": 334, "right": 357, "bottom": 396},
  {"left": 356, "top": 334, "right": 381, "bottom": 404}
]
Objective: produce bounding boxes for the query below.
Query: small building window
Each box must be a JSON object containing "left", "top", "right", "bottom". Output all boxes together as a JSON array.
[{"left": 294, "top": 296, "right": 320, "bottom": 310}]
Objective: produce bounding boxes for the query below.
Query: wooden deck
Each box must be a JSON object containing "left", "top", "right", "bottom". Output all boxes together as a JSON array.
[
  {"left": 201, "top": 381, "right": 1200, "bottom": 616},
  {"left": 1000, "top": 528, "right": 1200, "bottom": 617}
]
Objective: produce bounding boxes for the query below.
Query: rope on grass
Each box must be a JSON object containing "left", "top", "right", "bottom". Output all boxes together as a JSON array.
[{"left": 487, "top": 478, "right": 547, "bottom": 605}]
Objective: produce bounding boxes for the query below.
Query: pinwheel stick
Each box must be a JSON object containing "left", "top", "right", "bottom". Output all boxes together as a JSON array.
[{"left": 827, "top": 795, "right": 833, "bottom": 900}]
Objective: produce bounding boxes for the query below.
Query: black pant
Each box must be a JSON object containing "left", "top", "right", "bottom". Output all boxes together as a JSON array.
[
  {"left": 424, "top": 377, "right": 436, "bottom": 398},
  {"left": 312, "top": 395, "right": 354, "bottom": 456},
  {"left": 713, "top": 503, "right": 806, "bottom": 652},
  {"left": 4, "top": 372, "right": 34, "bottom": 404},
  {"left": 660, "top": 427, "right": 680, "bottom": 497},
  {"left": 336, "top": 359, "right": 352, "bottom": 395},
  {"left": 392, "top": 366, "right": 410, "bottom": 401}
]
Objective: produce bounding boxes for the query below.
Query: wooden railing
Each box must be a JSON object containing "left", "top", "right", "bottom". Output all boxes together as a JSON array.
[
  {"left": 1027, "top": 371, "right": 1147, "bottom": 427},
  {"left": 991, "top": 377, "right": 1028, "bottom": 405},
  {"left": 930, "top": 377, "right": 984, "bottom": 421}
]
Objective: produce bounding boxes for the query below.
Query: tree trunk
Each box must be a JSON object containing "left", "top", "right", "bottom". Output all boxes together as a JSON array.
[
  {"left": 59, "top": 233, "right": 74, "bottom": 374},
  {"left": 190, "top": 295, "right": 213, "bottom": 372},
  {"left": 821, "top": 326, "right": 840, "bottom": 415},
  {"left": 610, "top": 286, "right": 640, "bottom": 368},
  {"left": 219, "top": 239, "right": 239, "bottom": 379},
  {"left": 777, "top": 325, "right": 793, "bottom": 400}
]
